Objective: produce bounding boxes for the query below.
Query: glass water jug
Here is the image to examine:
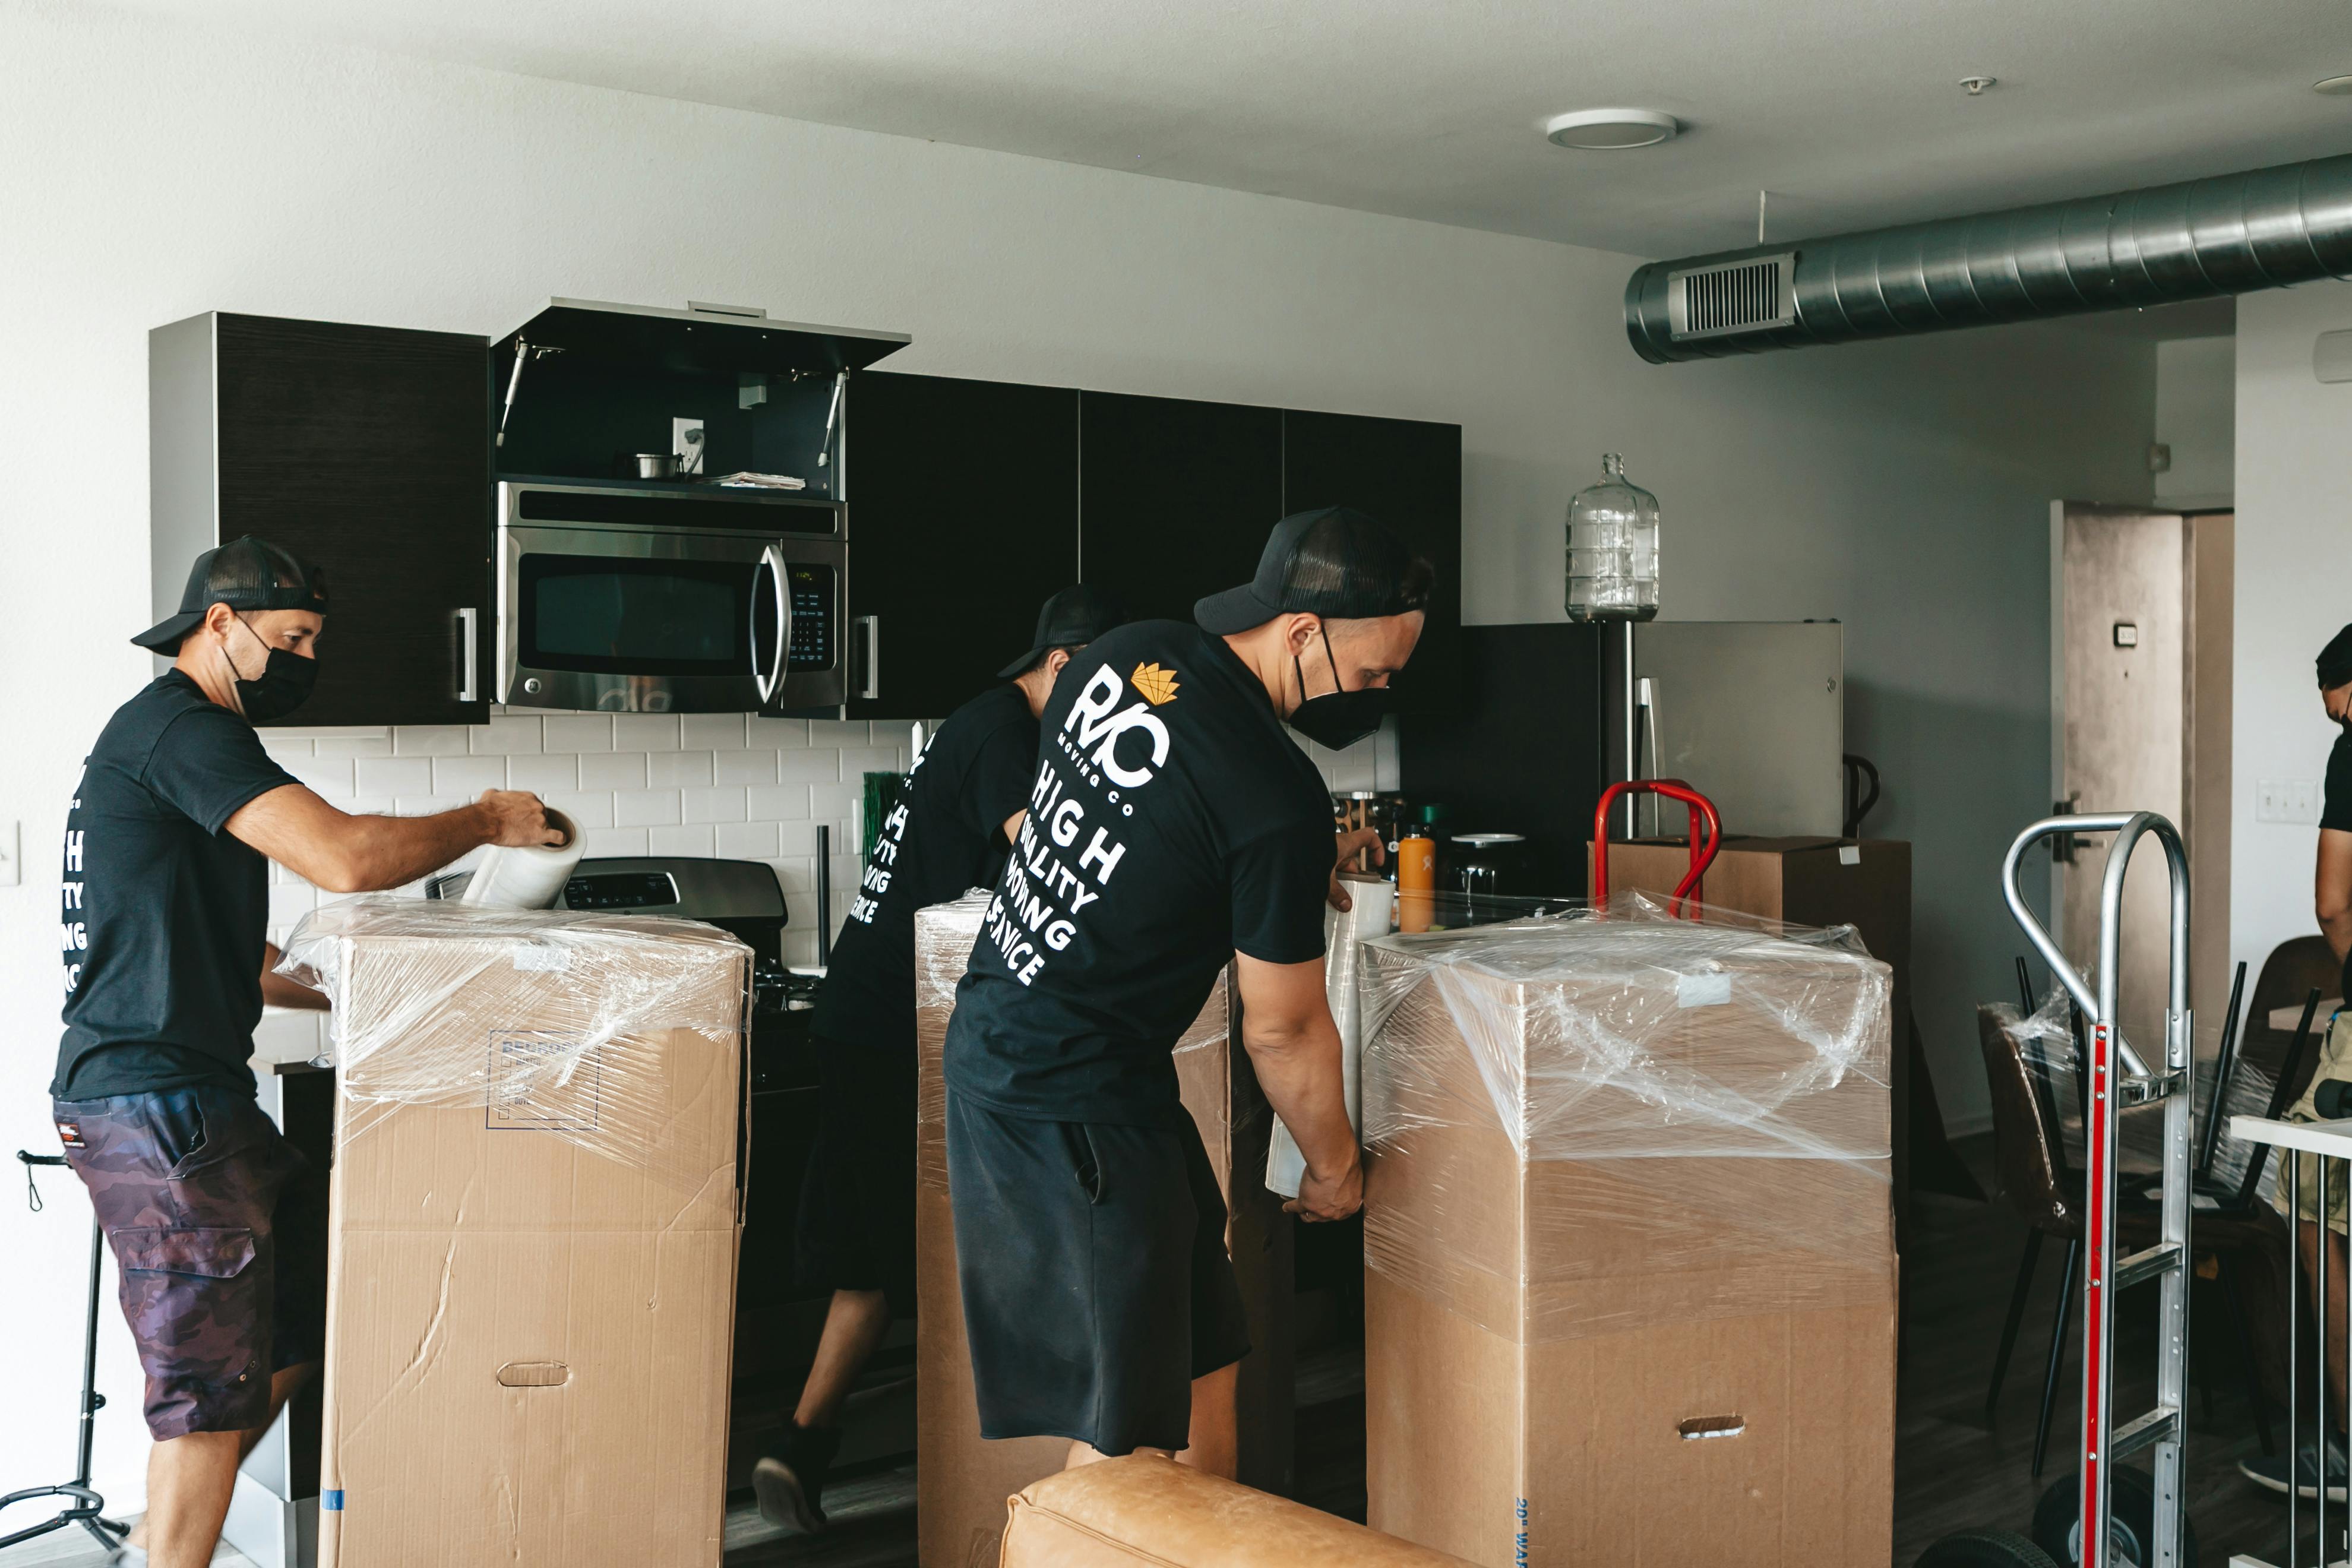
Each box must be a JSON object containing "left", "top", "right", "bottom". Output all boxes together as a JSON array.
[{"left": 1564, "top": 453, "right": 1659, "bottom": 622}]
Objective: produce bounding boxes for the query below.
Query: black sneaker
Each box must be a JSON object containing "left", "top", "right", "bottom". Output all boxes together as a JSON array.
[
  {"left": 2240, "top": 1432, "right": 2350, "bottom": 1501},
  {"left": 754, "top": 1422, "right": 842, "bottom": 1537}
]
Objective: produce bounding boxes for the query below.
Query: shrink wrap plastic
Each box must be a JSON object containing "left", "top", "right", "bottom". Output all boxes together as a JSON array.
[
  {"left": 277, "top": 895, "right": 750, "bottom": 1187},
  {"left": 915, "top": 892, "right": 1237, "bottom": 1192},
  {"left": 1360, "top": 892, "right": 1896, "bottom": 1343}
]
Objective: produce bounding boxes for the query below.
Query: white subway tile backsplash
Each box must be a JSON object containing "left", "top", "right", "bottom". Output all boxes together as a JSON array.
[
  {"left": 581, "top": 826, "right": 649, "bottom": 858},
  {"left": 808, "top": 719, "right": 869, "bottom": 746},
  {"left": 715, "top": 750, "right": 777, "bottom": 785},
  {"left": 716, "top": 820, "right": 780, "bottom": 859},
  {"left": 431, "top": 755, "right": 507, "bottom": 797},
  {"left": 747, "top": 716, "right": 807, "bottom": 747},
  {"left": 767, "top": 856, "right": 817, "bottom": 893},
  {"left": 543, "top": 792, "right": 615, "bottom": 830},
  {"left": 682, "top": 713, "right": 747, "bottom": 750},
  {"left": 543, "top": 715, "right": 614, "bottom": 753},
  {"left": 283, "top": 758, "right": 355, "bottom": 797},
  {"left": 777, "top": 750, "right": 842, "bottom": 785},
  {"left": 682, "top": 786, "right": 747, "bottom": 824},
  {"left": 613, "top": 714, "right": 682, "bottom": 752},
  {"left": 777, "top": 820, "right": 826, "bottom": 856},
  {"left": 267, "top": 882, "right": 317, "bottom": 925},
  {"left": 471, "top": 715, "right": 545, "bottom": 754},
  {"left": 808, "top": 783, "right": 860, "bottom": 818},
  {"left": 614, "top": 791, "right": 682, "bottom": 828},
  {"left": 262, "top": 738, "right": 316, "bottom": 762},
  {"left": 647, "top": 751, "right": 715, "bottom": 788},
  {"left": 505, "top": 753, "right": 579, "bottom": 793},
  {"left": 746, "top": 784, "right": 810, "bottom": 820},
  {"left": 579, "top": 752, "right": 648, "bottom": 790},
  {"left": 838, "top": 747, "right": 903, "bottom": 779},
  {"left": 355, "top": 757, "right": 434, "bottom": 796},
  {"left": 393, "top": 725, "right": 471, "bottom": 756},
  {"left": 312, "top": 733, "right": 394, "bottom": 758},
  {"left": 647, "top": 823, "right": 716, "bottom": 857}
]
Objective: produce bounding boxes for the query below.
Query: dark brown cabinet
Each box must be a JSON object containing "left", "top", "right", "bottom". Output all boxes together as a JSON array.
[
  {"left": 1281, "top": 409, "right": 1462, "bottom": 713},
  {"left": 843, "top": 372, "right": 1080, "bottom": 720},
  {"left": 151, "top": 313, "right": 492, "bottom": 726},
  {"left": 1076, "top": 392, "right": 1284, "bottom": 628}
]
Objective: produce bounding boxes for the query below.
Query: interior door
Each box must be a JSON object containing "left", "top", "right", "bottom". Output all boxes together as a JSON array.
[{"left": 2055, "top": 505, "right": 2233, "bottom": 1041}]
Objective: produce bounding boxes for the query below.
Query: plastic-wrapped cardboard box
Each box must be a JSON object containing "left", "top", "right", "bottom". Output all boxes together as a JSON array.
[
  {"left": 1357, "top": 905, "right": 1896, "bottom": 1567},
  {"left": 282, "top": 898, "right": 749, "bottom": 1568},
  {"left": 914, "top": 894, "right": 1292, "bottom": 1568}
]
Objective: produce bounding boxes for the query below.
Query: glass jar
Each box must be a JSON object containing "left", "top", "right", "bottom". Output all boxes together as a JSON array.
[{"left": 1564, "top": 452, "right": 1659, "bottom": 622}]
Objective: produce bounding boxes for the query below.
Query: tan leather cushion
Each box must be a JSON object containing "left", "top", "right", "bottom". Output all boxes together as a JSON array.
[{"left": 1000, "top": 1455, "right": 1475, "bottom": 1567}]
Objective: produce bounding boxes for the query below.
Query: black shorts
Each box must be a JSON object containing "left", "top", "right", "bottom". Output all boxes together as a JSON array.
[
  {"left": 52, "top": 1085, "right": 327, "bottom": 1440},
  {"left": 794, "top": 1032, "right": 916, "bottom": 1313},
  {"left": 944, "top": 1092, "right": 1251, "bottom": 1456}
]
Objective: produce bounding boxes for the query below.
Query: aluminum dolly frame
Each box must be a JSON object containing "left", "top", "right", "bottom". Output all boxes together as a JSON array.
[{"left": 2003, "top": 811, "right": 2195, "bottom": 1568}]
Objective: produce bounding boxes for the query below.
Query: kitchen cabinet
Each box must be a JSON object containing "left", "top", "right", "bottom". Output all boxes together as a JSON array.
[
  {"left": 1078, "top": 392, "right": 1284, "bottom": 627},
  {"left": 150, "top": 312, "right": 493, "bottom": 726},
  {"left": 843, "top": 372, "right": 1080, "bottom": 719},
  {"left": 1281, "top": 409, "right": 1462, "bottom": 713}
]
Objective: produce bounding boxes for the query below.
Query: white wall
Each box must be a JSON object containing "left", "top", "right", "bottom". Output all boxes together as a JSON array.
[
  {"left": 2230, "top": 284, "right": 2352, "bottom": 998},
  {"left": 2155, "top": 334, "right": 2237, "bottom": 509},
  {"left": 0, "top": 2, "right": 2155, "bottom": 1506}
]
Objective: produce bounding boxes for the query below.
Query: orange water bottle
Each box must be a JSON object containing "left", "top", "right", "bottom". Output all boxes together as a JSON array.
[{"left": 1397, "top": 827, "right": 1437, "bottom": 932}]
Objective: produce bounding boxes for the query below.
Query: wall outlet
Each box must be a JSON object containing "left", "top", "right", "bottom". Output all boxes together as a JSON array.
[
  {"left": 672, "top": 417, "right": 706, "bottom": 475},
  {"left": 2258, "top": 779, "right": 2321, "bottom": 824},
  {"left": 0, "top": 820, "right": 16, "bottom": 886}
]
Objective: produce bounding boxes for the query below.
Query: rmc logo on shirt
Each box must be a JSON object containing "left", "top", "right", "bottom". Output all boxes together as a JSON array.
[{"left": 1062, "top": 665, "right": 1173, "bottom": 789}]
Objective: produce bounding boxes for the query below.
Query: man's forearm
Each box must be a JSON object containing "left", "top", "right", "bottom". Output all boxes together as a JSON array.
[
  {"left": 331, "top": 804, "right": 497, "bottom": 893},
  {"left": 2325, "top": 911, "right": 2352, "bottom": 967},
  {"left": 1243, "top": 1019, "right": 1356, "bottom": 1175}
]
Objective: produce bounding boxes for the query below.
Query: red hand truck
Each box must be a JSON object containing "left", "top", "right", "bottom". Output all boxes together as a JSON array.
[{"left": 1591, "top": 777, "right": 1722, "bottom": 918}]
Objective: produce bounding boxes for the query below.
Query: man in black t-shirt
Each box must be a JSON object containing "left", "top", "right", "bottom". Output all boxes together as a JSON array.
[
  {"left": 2317, "top": 625, "right": 2352, "bottom": 966},
  {"left": 943, "top": 508, "right": 1430, "bottom": 1475},
  {"left": 51, "top": 538, "right": 562, "bottom": 1568},
  {"left": 752, "top": 584, "right": 1124, "bottom": 1537}
]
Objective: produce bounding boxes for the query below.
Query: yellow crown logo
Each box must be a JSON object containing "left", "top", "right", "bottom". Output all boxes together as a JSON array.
[{"left": 1131, "top": 662, "right": 1181, "bottom": 705}]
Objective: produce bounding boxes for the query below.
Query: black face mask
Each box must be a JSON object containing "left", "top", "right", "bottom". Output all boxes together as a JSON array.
[
  {"left": 223, "top": 618, "right": 318, "bottom": 722},
  {"left": 1289, "top": 625, "right": 1389, "bottom": 751}
]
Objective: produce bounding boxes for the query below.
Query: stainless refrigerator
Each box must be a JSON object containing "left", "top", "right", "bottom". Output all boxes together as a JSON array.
[{"left": 1398, "top": 619, "right": 1844, "bottom": 897}]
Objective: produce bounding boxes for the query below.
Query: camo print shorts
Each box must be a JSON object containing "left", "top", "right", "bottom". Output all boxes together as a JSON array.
[{"left": 52, "top": 1085, "right": 327, "bottom": 1440}]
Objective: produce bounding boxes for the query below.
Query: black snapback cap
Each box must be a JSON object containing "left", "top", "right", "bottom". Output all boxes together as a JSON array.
[
  {"left": 997, "top": 583, "right": 1129, "bottom": 679},
  {"left": 2320, "top": 623, "right": 2352, "bottom": 690},
  {"left": 1194, "top": 507, "right": 1431, "bottom": 636},
  {"left": 135, "top": 536, "right": 329, "bottom": 652}
]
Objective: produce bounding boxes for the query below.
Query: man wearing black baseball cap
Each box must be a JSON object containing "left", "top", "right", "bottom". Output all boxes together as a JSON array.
[
  {"left": 754, "top": 583, "right": 1124, "bottom": 1535},
  {"left": 52, "top": 537, "right": 562, "bottom": 1568},
  {"left": 940, "top": 507, "right": 1430, "bottom": 1478}
]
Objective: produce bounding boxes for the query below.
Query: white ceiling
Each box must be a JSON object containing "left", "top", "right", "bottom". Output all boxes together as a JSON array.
[{"left": 109, "top": 0, "right": 2352, "bottom": 260}]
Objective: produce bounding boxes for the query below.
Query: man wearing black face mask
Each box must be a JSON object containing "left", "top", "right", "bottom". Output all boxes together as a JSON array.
[
  {"left": 941, "top": 507, "right": 1430, "bottom": 1478},
  {"left": 50, "top": 536, "right": 562, "bottom": 1568}
]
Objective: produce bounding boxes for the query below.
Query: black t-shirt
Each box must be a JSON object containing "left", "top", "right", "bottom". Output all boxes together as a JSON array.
[
  {"left": 52, "top": 672, "right": 298, "bottom": 1100},
  {"left": 813, "top": 682, "right": 1039, "bottom": 1048},
  {"left": 2325, "top": 729, "right": 2352, "bottom": 833},
  {"left": 942, "top": 621, "right": 1333, "bottom": 1127}
]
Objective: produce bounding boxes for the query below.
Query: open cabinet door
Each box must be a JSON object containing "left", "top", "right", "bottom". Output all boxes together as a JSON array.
[{"left": 2051, "top": 502, "right": 2233, "bottom": 1036}]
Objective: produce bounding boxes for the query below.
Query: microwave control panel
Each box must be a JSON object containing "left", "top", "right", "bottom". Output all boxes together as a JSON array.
[{"left": 788, "top": 564, "right": 836, "bottom": 671}]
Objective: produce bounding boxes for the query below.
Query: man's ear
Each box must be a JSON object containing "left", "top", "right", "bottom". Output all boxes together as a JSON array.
[
  {"left": 201, "top": 602, "right": 238, "bottom": 639},
  {"left": 1044, "top": 648, "right": 1071, "bottom": 683},
  {"left": 1285, "top": 614, "right": 1323, "bottom": 656}
]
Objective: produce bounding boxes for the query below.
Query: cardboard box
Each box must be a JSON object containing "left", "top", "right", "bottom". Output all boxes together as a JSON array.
[
  {"left": 285, "top": 900, "right": 748, "bottom": 1568},
  {"left": 914, "top": 896, "right": 1293, "bottom": 1568},
  {"left": 1358, "top": 916, "right": 1896, "bottom": 1567}
]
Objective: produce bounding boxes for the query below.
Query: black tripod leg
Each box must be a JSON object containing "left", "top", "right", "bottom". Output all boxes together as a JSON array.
[
  {"left": 2034, "top": 1236, "right": 2082, "bottom": 1481},
  {"left": 1987, "top": 1229, "right": 2044, "bottom": 1421}
]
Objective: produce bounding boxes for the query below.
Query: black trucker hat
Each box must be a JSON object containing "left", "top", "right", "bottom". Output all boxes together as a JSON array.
[
  {"left": 134, "top": 536, "right": 329, "bottom": 652},
  {"left": 2320, "top": 623, "right": 2352, "bottom": 690},
  {"left": 997, "top": 583, "right": 1129, "bottom": 679},
  {"left": 1193, "top": 506, "right": 1431, "bottom": 636}
]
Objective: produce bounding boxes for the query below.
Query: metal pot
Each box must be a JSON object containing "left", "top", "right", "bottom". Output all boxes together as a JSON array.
[{"left": 635, "top": 453, "right": 679, "bottom": 480}]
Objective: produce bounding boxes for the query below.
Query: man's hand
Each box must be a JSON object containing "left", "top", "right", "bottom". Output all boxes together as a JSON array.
[
  {"left": 480, "top": 790, "right": 566, "bottom": 849},
  {"left": 1283, "top": 1150, "right": 1364, "bottom": 1223},
  {"left": 1330, "top": 828, "right": 1385, "bottom": 911}
]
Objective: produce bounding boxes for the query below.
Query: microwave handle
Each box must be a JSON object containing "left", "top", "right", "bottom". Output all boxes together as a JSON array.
[
  {"left": 753, "top": 545, "right": 791, "bottom": 705},
  {"left": 853, "top": 616, "right": 880, "bottom": 701},
  {"left": 454, "top": 607, "right": 478, "bottom": 703}
]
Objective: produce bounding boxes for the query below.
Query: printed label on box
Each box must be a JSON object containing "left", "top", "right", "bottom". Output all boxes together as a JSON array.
[
  {"left": 486, "top": 1030, "right": 603, "bottom": 1131},
  {"left": 1675, "top": 970, "right": 1733, "bottom": 1009}
]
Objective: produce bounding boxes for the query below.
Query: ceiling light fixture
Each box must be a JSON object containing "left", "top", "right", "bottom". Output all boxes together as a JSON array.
[
  {"left": 1960, "top": 76, "right": 1997, "bottom": 95},
  {"left": 1544, "top": 108, "right": 1679, "bottom": 151},
  {"left": 2316, "top": 74, "right": 2352, "bottom": 96}
]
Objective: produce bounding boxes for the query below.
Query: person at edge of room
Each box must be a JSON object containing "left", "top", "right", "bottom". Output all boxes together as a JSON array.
[
  {"left": 48, "top": 537, "right": 562, "bottom": 1568},
  {"left": 940, "top": 505, "right": 1428, "bottom": 1477},
  {"left": 751, "top": 583, "right": 1128, "bottom": 1537},
  {"left": 2242, "top": 622, "right": 2352, "bottom": 1504}
]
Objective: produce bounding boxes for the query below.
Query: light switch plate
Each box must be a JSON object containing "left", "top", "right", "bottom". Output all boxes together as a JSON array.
[
  {"left": 0, "top": 820, "right": 18, "bottom": 886},
  {"left": 2258, "top": 779, "right": 2321, "bottom": 825}
]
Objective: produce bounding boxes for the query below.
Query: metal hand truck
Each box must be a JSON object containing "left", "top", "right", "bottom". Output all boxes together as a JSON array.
[
  {"left": 1997, "top": 811, "right": 2197, "bottom": 1568},
  {"left": 1589, "top": 777, "right": 1723, "bottom": 918}
]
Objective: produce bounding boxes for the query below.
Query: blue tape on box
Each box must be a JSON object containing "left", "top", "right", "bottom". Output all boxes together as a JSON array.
[{"left": 323, "top": 1490, "right": 344, "bottom": 1512}]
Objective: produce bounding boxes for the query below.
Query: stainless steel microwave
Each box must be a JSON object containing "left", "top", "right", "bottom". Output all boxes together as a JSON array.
[{"left": 497, "top": 480, "right": 848, "bottom": 713}]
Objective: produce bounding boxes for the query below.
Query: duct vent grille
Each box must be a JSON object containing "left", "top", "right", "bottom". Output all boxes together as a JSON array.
[{"left": 1668, "top": 252, "right": 1796, "bottom": 340}]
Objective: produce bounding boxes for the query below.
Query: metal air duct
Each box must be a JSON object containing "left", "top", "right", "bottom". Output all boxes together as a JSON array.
[{"left": 1624, "top": 151, "right": 2352, "bottom": 363}]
